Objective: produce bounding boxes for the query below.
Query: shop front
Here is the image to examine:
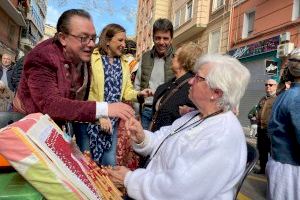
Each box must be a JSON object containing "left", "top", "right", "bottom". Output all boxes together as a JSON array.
[{"left": 228, "top": 35, "right": 281, "bottom": 126}]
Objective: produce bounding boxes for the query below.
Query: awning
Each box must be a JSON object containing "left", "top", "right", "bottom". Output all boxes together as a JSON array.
[{"left": 0, "top": 0, "right": 26, "bottom": 27}]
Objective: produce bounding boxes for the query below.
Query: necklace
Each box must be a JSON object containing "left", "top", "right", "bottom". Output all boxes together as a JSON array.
[{"left": 151, "top": 109, "right": 223, "bottom": 160}]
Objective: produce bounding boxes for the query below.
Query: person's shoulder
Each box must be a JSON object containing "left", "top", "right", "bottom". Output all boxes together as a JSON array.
[
  {"left": 91, "top": 48, "right": 101, "bottom": 62},
  {"left": 28, "top": 38, "right": 56, "bottom": 55},
  {"left": 92, "top": 48, "right": 100, "bottom": 56},
  {"left": 284, "top": 85, "right": 300, "bottom": 102},
  {"left": 167, "top": 46, "right": 176, "bottom": 56},
  {"left": 142, "top": 47, "right": 155, "bottom": 58},
  {"left": 121, "top": 54, "right": 131, "bottom": 63},
  {"left": 142, "top": 50, "right": 152, "bottom": 57},
  {"left": 13, "top": 56, "right": 25, "bottom": 69},
  {"left": 257, "top": 95, "right": 267, "bottom": 104},
  {"left": 215, "top": 111, "right": 244, "bottom": 139},
  {"left": 206, "top": 111, "right": 238, "bottom": 128},
  {"left": 155, "top": 81, "right": 169, "bottom": 92},
  {"left": 259, "top": 95, "right": 266, "bottom": 101},
  {"left": 25, "top": 39, "right": 62, "bottom": 68}
]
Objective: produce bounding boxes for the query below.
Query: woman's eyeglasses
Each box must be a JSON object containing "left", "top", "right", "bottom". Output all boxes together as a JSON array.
[{"left": 193, "top": 74, "right": 206, "bottom": 83}]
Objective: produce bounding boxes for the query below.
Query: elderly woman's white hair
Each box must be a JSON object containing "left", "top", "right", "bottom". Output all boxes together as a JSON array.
[{"left": 194, "top": 54, "right": 250, "bottom": 112}]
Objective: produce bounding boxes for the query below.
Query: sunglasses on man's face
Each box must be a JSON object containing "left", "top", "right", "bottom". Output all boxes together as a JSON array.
[{"left": 265, "top": 83, "right": 275, "bottom": 87}]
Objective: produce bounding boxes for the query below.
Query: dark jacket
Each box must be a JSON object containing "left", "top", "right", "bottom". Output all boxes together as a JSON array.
[
  {"left": 0, "top": 65, "right": 14, "bottom": 91},
  {"left": 14, "top": 38, "right": 96, "bottom": 122},
  {"left": 151, "top": 71, "right": 195, "bottom": 131},
  {"left": 10, "top": 56, "right": 25, "bottom": 92},
  {"left": 248, "top": 105, "right": 258, "bottom": 124},
  {"left": 257, "top": 94, "right": 276, "bottom": 129}
]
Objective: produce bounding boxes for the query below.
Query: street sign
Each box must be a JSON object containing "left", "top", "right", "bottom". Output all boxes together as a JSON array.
[{"left": 265, "top": 59, "right": 278, "bottom": 75}]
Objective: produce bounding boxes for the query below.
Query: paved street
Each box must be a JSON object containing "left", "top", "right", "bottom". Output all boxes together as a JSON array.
[{"left": 237, "top": 128, "right": 267, "bottom": 200}]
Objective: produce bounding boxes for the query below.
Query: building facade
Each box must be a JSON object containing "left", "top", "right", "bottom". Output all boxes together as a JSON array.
[
  {"left": 20, "top": 0, "right": 47, "bottom": 54},
  {"left": 200, "top": 0, "right": 231, "bottom": 54},
  {"left": 228, "top": 0, "right": 300, "bottom": 126},
  {"left": 42, "top": 23, "right": 56, "bottom": 41},
  {"left": 136, "top": 0, "right": 171, "bottom": 59},
  {"left": 136, "top": 0, "right": 232, "bottom": 56},
  {"left": 0, "top": 0, "right": 27, "bottom": 59},
  {"left": 171, "top": 0, "right": 209, "bottom": 48}
]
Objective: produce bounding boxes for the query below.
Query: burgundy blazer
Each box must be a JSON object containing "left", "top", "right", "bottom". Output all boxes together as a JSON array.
[{"left": 14, "top": 38, "right": 96, "bottom": 122}]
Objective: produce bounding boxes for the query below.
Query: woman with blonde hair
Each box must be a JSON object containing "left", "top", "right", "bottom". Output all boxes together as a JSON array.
[
  {"left": 150, "top": 42, "right": 202, "bottom": 131},
  {"left": 87, "top": 24, "right": 151, "bottom": 166}
]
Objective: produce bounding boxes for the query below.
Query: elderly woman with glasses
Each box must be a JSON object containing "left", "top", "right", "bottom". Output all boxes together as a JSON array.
[
  {"left": 107, "top": 54, "right": 250, "bottom": 200},
  {"left": 266, "top": 48, "right": 300, "bottom": 200}
]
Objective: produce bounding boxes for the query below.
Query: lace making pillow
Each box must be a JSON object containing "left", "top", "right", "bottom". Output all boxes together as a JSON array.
[{"left": 0, "top": 113, "right": 100, "bottom": 200}]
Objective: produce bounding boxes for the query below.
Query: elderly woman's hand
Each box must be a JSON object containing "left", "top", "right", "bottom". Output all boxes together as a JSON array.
[
  {"left": 106, "top": 166, "right": 131, "bottom": 188},
  {"left": 125, "top": 117, "right": 145, "bottom": 144}
]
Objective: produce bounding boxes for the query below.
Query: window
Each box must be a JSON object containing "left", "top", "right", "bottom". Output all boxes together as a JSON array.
[
  {"left": 242, "top": 11, "right": 255, "bottom": 38},
  {"left": 186, "top": 1, "right": 193, "bottom": 21},
  {"left": 208, "top": 28, "right": 221, "bottom": 53},
  {"left": 212, "top": 0, "right": 224, "bottom": 11},
  {"left": 174, "top": 10, "right": 181, "bottom": 29},
  {"left": 180, "top": 7, "right": 186, "bottom": 24},
  {"left": 8, "top": 22, "right": 16, "bottom": 43},
  {"left": 149, "top": 11, "right": 153, "bottom": 21},
  {"left": 292, "top": 0, "right": 300, "bottom": 20}
]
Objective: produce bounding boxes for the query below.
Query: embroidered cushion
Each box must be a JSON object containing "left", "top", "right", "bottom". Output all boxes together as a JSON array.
[{"left": 0, "top": 113, "right": 99, "bottom": 200}]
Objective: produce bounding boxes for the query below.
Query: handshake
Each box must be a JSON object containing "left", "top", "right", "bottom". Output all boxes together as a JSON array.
[{"left": 99, "top": 88, "right": 153, "bottom": 133}]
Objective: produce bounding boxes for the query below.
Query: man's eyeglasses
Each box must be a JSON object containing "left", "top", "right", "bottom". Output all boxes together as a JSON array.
[
  {"left": 68, "top": 34, "right": 97, "bottom": 45},
  {"left": 265, "top": 83, "right": 275, "bottom": 87}
]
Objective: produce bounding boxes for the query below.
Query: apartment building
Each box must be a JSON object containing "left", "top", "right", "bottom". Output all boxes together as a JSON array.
[
  {"left": 197, "top": 0, "right": 232, "bottom": 54},
  {"left": 136, "top": 0, "right": 171, "bottom": 59},
  {"left": 227, "top": 0, "right": 300, "bottom": 126},
  {"left": 20, "top": 0, "right": 47, "bottom": 54},
  {"left": 0, "top": 0, "right": 27, "bottom": 59},
  {"left": 136, "top": 0, "right": 231, "bottom": 56},
  {"left": 42, "top": 23, "right": 56, "bottom": 41},
  {"left": 171, "top": 0, "right": 209, "bottom": 49}
]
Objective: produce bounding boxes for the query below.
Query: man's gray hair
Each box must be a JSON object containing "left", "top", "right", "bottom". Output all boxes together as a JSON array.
[{"left": 194, "top": 54, "right": 250, "bottom": 111}]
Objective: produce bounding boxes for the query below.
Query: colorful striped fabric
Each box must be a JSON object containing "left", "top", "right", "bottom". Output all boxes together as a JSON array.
[{"left": 0, "top": 113, "right": 100, "bottom": 200}]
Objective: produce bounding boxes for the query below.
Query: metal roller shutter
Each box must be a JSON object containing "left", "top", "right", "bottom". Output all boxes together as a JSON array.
[{"left": 238, "top": 56, "right": 276, "bottom": 127}]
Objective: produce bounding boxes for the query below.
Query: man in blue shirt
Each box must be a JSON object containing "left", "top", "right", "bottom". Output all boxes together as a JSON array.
[{"left": 267, "top": 48, "right": 300, "bottom": 199}]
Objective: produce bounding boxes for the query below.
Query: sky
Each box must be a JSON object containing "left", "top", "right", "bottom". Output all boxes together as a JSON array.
[{"left": 46, "top": 0, "right": 138, "bottom": 36}]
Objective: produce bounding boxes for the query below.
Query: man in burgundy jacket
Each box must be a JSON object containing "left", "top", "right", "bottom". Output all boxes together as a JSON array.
[{"left": 13, "top": 9, "right": 134, "bottom": 127}]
